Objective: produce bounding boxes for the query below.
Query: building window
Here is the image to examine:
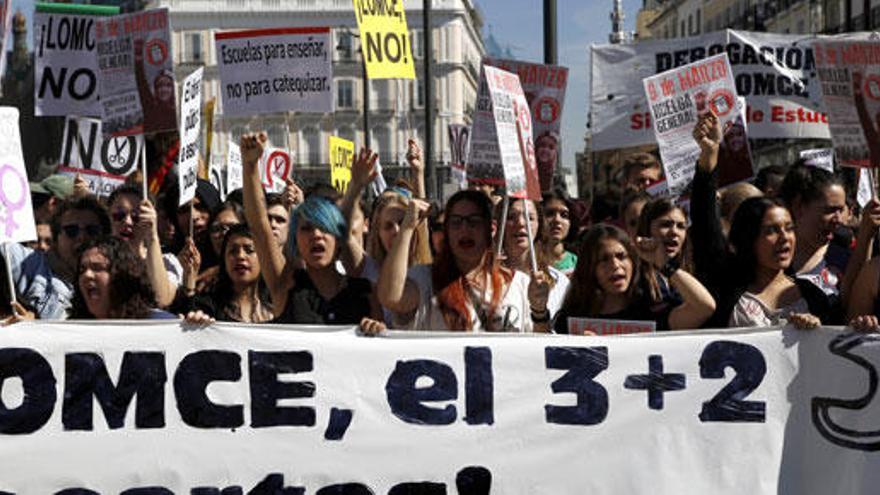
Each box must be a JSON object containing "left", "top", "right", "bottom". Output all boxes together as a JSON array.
[
  {"left": 696, "top": 9, "right": 701, "bottom": 34},
  {"left": 411, "top": 29, "right": 423, "bottom": 59},
  {"left": 301, "top": 127, "right": 321, "bottom": 165},
  {"left": 413, "top": 80, "right": 425, "bottom": 109},
  {"left": 680, "top": 20, "right": 685, "bottom": 36},
  {"left": 337, "top": 80, "right": 354, "bottom": 109},
  {"left": 338, "top": 126, "right": 355, "bottom": 144},
  {"left": 267, "top": 125, "right": 286, "bottom": 149},
  {"left": 688, "top": 15, "right": 693, "bottom": 35},
  {"left": 337, "top": 30, "right": 353, "bottom": 60},
  {"left": 186, "top": 32, "right": 202, "bottom": 63}
]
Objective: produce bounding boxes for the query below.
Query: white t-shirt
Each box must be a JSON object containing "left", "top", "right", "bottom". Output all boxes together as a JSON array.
[
  {"left": 395, "top": 264, "right": 534, "bottom": 333},
  {"left": 728, "top": 291, "right": 810, "bottom": 328}
]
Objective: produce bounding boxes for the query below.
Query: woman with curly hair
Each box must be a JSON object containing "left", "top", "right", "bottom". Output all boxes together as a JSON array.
[
  {"left": 69, "top": 237, "right": 175, "bottom": 319},
  {"left": 378, "top": 190, "right": 551, "bottom": 332}
]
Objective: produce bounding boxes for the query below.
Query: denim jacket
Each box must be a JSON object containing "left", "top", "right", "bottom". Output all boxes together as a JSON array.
[{"left": 6, "top": 243, "right": 73, "bottom": 320}]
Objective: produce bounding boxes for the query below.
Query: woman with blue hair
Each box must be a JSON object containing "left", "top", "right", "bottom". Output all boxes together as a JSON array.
[{"left": 240, "top": 132, "right": 385, "bottom": 333}]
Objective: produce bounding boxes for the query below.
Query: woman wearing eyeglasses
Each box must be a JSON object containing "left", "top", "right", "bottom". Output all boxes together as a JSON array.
[
  {"left": 240, "top": 132, "right": 385, "bottom": 333},
  {"left": 107, "top": 185, "right": 179, "bottom": 308},
  {"left": 378, "top": 190, "right": 551, "bottom": 333}
]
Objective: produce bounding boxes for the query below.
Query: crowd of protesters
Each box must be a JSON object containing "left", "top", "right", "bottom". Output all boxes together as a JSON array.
[{"left": 3, "top": 111, "right": 880, "bottom": 335}]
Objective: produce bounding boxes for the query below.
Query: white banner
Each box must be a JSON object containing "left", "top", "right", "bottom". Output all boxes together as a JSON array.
[
  {"left": 0, "top": 107, "right": 35, "bottom": 243},
  {"left": 591, "top": 30, "right": 871, "bottom": 151},
  {"left": 215, "top": 27, "right": 333, "bottom": 116},
  {"left": 3, "top": 323, "right": 880, "bottom": 493},
  {"left": 34, "top": 12, "right": 101, "bottom": 116},
  {"left": 96, "top": 8, "right": 176, "bottom": 137},
  {"left": 58, "top": 116, "right": 144, "bottom": 197},
  {"left": 178, "top": 67, "right": 204, "bottom": 207}
]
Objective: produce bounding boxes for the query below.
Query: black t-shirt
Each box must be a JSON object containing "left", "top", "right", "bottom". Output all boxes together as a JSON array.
[{"left": 273, "top": 269, "right": 373, "bottom": 325}]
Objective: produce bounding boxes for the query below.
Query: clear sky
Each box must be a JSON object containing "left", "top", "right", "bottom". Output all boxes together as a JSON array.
[
  {"left": 476, "top": 0, "right": 642, "bottom": 172},
  {"left": 14, "top": 0, "right": 642, "bottom": 172}
]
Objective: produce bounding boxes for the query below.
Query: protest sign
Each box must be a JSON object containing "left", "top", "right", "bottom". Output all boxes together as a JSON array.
[
  {"left": 58, "top": 116, "right": 144, "bottom": 197},
  {"left": 0, "top": 108, "right": 36, "bottom": 243},
  {"left": 590, "top": 31, "right": 873, "bottom": 152},
  {"left": 177, "top": 67, "right": 203, "bottom": 207},
  {"left": 469, "top": 65, "right": 539, "bottom": 199},
  {"left": 96, "top": 8, "right": 175, "bottom": 137},
  {"left": 3, "top": 322, "right": 880, "bottom": 494},
  {"left": 814, "top": 40, "right": 880, "bottom": 168},
  {"left": 568, "top": 317, "right": 656, "bottom": 336},
  {"left": 34, "top": 11, "right": 102, "bottom": 117},
  {"left": 352, "top": 0, "right": 415, "bottom": 79},
  {"left": 485, "top": 58, "right": 567, "bottom": 191},
  {"left": 259, "top": 147, "right": 292, "bottom": 193},
  {"left": 800, "top": 148, "right": 835, "bottom": 172},
  {"left": 448, "top": 123, "right": 470, "bottom": 188},
  {"left": 329, "top": 135, "right": 355, "bottom": 194},
  {"left": 643, "top": 53, "right": 744, "bottom": 195},
  {"left": 215, "top": 27, "right": 332, "bottom": 116},
  {"left": 226, "top": 140, "right": 243, "bottom": 195},
  {"left": 857, "top": 168, "right": 876, "bottom": 208}
]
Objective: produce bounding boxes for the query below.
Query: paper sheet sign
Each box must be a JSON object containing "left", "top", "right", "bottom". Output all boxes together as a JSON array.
[
  {"left": 259, "top": 147, "right": 292, "bottom": 193},
  {"left": 800, "top": 148, "right": 835, "bottom": 173},
  {"left": 568, "top": 317, "right": 657, "bottom": 336},
  {"left": 0, "top": 107, "right": 36, "bottom": 243},
  {"left": 226, "top": 141, "right": 243, "bottom": 196},
  {"left": 177, "top": 67, "right": 204, "bottom": 207},
  {"left": 58, "top": 116, "right": 144, "bottom": 197},
  {"left": 352, "top": 0, "right": 415, "bottom": 79},
  {"left": 329, "top": 135, "right": 354, "bottom": 194}
]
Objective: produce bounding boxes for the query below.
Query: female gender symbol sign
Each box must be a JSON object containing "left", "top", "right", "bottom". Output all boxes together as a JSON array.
[{"left": 0, "top": 164, "right": 27, "bottom": 238}]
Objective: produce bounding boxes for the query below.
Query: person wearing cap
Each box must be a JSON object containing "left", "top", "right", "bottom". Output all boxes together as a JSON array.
[
  {"left": 30, "top": 174, "right": 74, "bottom": 223},
  {"left": 5, "top": 196, "right": 111, "bottom": 321}
]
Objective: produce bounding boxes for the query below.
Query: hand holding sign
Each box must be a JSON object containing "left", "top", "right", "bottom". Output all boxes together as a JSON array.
[
  {"left": 527, "top": 270, "right": 550, "bottom": 315},
  {"left": 406, "top": 139, "right": 423, "bottom": 173},
  {"left": 282, "top": 178, "right": 303, "bottom": 210}
]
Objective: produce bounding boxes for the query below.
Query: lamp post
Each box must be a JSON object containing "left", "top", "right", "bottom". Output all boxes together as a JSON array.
[{"left": 337, "top": 29, "right": 370, "bottom": 149}]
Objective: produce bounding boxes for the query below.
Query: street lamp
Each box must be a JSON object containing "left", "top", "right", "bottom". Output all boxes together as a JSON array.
[{"left": 336, "top": 28, "right": 370, "bottom": 150}]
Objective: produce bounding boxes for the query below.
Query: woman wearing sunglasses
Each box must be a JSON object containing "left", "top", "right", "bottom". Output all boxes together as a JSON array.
[
  {"left": 378, "top": 190, "right": 551, "bottom": 332},
  {"left": 107, "top": 185, "right": 179, "bottom": 308},
  {"left": 240, "top": 132, "right": 385, "bottom": 333}
]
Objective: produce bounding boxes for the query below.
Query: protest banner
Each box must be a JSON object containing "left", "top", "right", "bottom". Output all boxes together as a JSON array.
[
  {"left": 0, "top": 108, "right": 36, "bottom": 243},
  {"left": 177, "top": 67, "right": 203, "bottom": 207},
  {"left": 800, "top": 147, "right": 836, "bottom": 172},
  {"left": 259, "top": 147, "right": 292, "bottom": 194},
  {"left": 568, "top": 317, "right": 656, "bottom": 336},
  {"left": 469, "top": 65, "right": 539, "bottom": 199},
  {"left": 814, "top": 40, "right": 880, "bottom": 168},
  {"left": 643, "top": 53, "right": 747, "bottom": 195},
  {"left": 591, "top": 31, "right": 873, "bottom": 152},
  {"left": 485, "top": 58, "right": 567, "bottom": 191},
  {"left": 448, "top": 123, "right": 470, "bottom": 188},
  {"left": 2, "top": 322, "right": 880, "bottom": 494},
  {"left": 329, "top": 135, "right": 355, "bottom": 194},
  {"left": 226, "top": 140, "right": 243, "bottom": 195},
  {"left": 34, "top": 10, "right": 104, "bottom": 117},
  {"left": 58, "top": 116, "right": 144, "bottom": 197},
  {"left": 96, "top": 8, "right": 175, "bottom": 137},
  {"left": 215, "top": 27, "right": 332, "bottom": 116},
  {"left": 352, "top": 0, "right": 415, "bottom": 79}
]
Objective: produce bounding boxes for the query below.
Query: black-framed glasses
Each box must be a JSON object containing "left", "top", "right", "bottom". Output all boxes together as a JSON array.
[
  {"left": 61, "top": 224, "right": 103, "bottom": 238},
  {"left": 447, "top": 214, "right": 486, "bottom": 229}
]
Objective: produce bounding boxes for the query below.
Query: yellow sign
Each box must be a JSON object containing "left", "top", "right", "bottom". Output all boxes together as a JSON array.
[
  {"left": 352, "top": 0, "right": 416, "bottom": 79},
  {"left": 329, "top": 135, "right": 355, "bottom": 194}
]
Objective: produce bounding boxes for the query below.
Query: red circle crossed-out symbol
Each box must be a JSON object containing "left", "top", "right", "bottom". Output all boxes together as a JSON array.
[{"left": 265, "top": 150, "right": 291, "bottom": 189}]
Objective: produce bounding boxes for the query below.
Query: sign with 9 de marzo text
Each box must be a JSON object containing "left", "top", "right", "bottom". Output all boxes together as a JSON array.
[
  {"left": 352, "top": 0, "right": 416, "bottom": 79},
  {"left": 4, "top": 323, "right": 880, "bottom": 493},
  {"left": 215, "top": 27, "right": 332, "bottom": 116}
]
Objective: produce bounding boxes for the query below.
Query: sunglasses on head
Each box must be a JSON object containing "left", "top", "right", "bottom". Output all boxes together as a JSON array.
[{"left": 61, "top": 224, "right": 103, "bottom": 238}]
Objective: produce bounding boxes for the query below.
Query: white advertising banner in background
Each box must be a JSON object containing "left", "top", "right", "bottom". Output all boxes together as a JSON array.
[
  {"left": 34, "top": 12, "right": 101, "bottom": 117},
  {"left": 215, "top": 27, "right": 333, "bottom": 116},
  {"left": 177, "top": 67, "right": 204, "bottom": 207},
  {"left": 591, "top": 30, "right": 871, "bottom": 152},
  {"left": 2, "top": 323, "right": 880, "bottom": 494},
  {"left": 643, "top": 53, "right": 742, "bottom": 195},
  {"left": 58, "top": 116, "right": 144, "bottom": 197},
  {"left": 0, "top": 107, "right": 35, "bottom": 243},
  {"left": 814, "top": 40, "right": 880, "bottom": 168}
]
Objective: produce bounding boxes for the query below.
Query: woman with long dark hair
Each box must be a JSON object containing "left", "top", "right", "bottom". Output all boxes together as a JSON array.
[
  {"left": 538, "top": 189, "right": 578, "bottom": 276},
  {"left": 378, "top": 190, "right": 550, "bottom": 332},
  {"left": 69, "top": 237, "right": 174, "bottom": 319},
  {"left": 636, "top": 197, "right": 690, "bottom": 307},
  {"left": 553, "top": 224, "right": 715, "bottom": 334}
]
